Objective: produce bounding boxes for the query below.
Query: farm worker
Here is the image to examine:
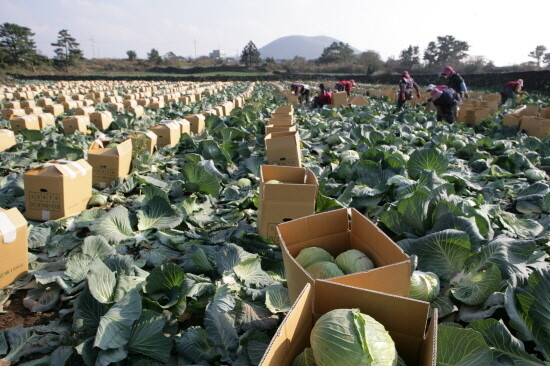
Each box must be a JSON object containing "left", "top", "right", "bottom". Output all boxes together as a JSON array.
[
  {"left": 396, "top": 71, "right": 420, "bottom": 110},
  {"left": 312, "top": 83, "right": 333, "bottom": 108},
  {"left": 335, "top": 80, "right": 356, "bottom": 96},
  {"left": 292, "top": 83, "right": 311, "bottom": 104},
  {"left": 426, "top": 84, "right": 460, "bottom": 123},
  {"left": 440, "top": 66, "right": 467, "bottom": 99},
  {"left": 500, "top": 79, "right": 528, "bottom": 107}
]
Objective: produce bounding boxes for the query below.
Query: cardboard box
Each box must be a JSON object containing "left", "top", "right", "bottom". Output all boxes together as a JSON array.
[
  {"left": 258, "top": 165, "right": 318, "bottom": 243},
  {"left": 464, "top": 108, "right": 490, "bottom": 125},
  {"left": 1, "top": 108, "right": 26, "bottom": 119},
  {"left": 123, "top": 99, "right": 138, "bottom": 109},
  {"left": 479, "top": 100, "right": 498, "bottom": 114},
  {"left": 10, "top": 115, "right": 40, "bottom": 134},
  {"left": 128, "top": 131, "right": 157, "bottom": 155},
  {"left": 24, "top": 159, "right": 92, "bottom": 221},
  {"left": 75, "top": 106, "right": 95, "bottom": 116},
  {"left": 265, "top": 124, "right": 297, "bottom": 135},
  {"left": 484, "top": 93, "right": 500, "bottom": 102},
  {"left": 175, "top": 120, "right": 191, "bottom": 134},
  {"left": 184, "top": 114, "right": 206, "bottom": 134},
  {"left": 286, "top": 95, "right": 299, "bottom": 106},
  {"left": 520, "top": 117, "right": 550, "bottom": 139},
  {"left": 63, "top": 101, "right": 79, "bottom": 111},
  {"left": 348, "top": 95, "right": 369, "bottom": 106},
  {"left": 4, "top": 101, "right": 20, "bottom": 109},
  {"left": 222, "top": 101, "right": 234, "bottom": 116},
  {"left": 259, "top": 282, "right": 437, "bottom": 366},
  {"left": 502, "top": 113, "right": 521, "bottom": 128},
  {"left": 150, "top": 122, "right": 180, "bottom": 147},
  {"left": 62, "top": 116, "right": 90, "bottom": 135},
  {"left": 37, "top": 97, "right": 53, "bottom": 107},
  {"left": 107, "top": 103, "right": 124, "bottom": 112},
  {"left": 268, "top": 114, "right": 294, "bottom": 126},
  {"left": 90, "top": 111, "right": 113, "bottom": 130},
  {"left": 332, "top": 91, "right": 349, "bottom": 106},
  {"left": 275, "top": 105, "right": 294, "bottom": 114},
  {"left": 516, "top": 105, "right": 539, "bottom": 117},
  {"left": 87, "top": 139, "right": 132, "bottom": 188},
  {"left": 0, "top": 129, "right": 16, "bottom": 152},
  {"left": 129, "top": 105, "right": 144, "bottom": 118},
  {"left": 540, "top": 107, "right": 550, "bottom": 119},
  {"left": 150, "top": 101, "right": 165, "bottom": 109},
  {"left": 0, "top": 208, "right": 29, "bottom": 288},
  {"left": 20, "top": 100, "right": 36, "bottom": 109},
  {"left": 24, "top": 107, "right": 44, "bottom": 115},
  {"left": 36, "top": 113, "right": 56, "bottom": 129},
  {"left": 137, "top": 98, "right": 150, "bottom": 107},
  {"left": 278, "top": 208, "right": 411, "bottom": 302},
  {"left": 44, "top": 104, "right": 64, "bottom": 117},
  {"left": 265, "top": 131, "right": 302, "bottom": 167}
]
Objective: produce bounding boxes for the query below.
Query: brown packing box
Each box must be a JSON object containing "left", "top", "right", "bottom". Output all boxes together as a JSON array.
[
  {"left": 178, "top": 96, "right": 191, "bottom": 105},
  {"left": 265, "top": 131, "right": 302, "bottom": 167},
  {"left": 222, "top": 101, "right": 234, "bottom": 116},
  {"left": 1, "top": 108, "right": 26, "bottom": 119},
  {"left": 502, "top": 113, "right": 521, "bottom": 128},
  {"left": 0, "top": 208, "right": 29, "bottom": 288},
  {"left": 90, "top": 111, "right": 113, "bottom": 130},
  {"left": 286, "top": 95, "right": 299, "bottom": 106},
  {"left": 87, "top": 139, "right": 132, "bottom": 188},
  {"left": 332, "top": 91, "right": 349, "bottom": 106},
  {"left": 37, "top": 98, "right": 53, "bottom": 107},
  {"left": 457, "top": 106, "right": 470, "bottom": 123},
  {"left": 4, "top": 101, "right": 20, "bottom": 109},
  {"left": 123, "top": 99, "right": 138, "bottom": 109},
  {"left": 75, "top": 106, "right": 95, "bottom": 116},
  {"left": 63, "top": 101, "right": 79, "bottom": 111},
  {"left": 62, "top": 116, "right": 90, "bottom": 135},
  {"left": 464, "top": 108, "right": 490, "bottom": 125},
  {"left": 183, "top": 114, "right": 206, "bottom": 134},
  {"left": 24, "top": 159, "right": 92, "bottom": 221},
  {"left": 348, "top": 95, "right": 369, "bottom": 106},
  {"left": 214, "top": 105, "right": 225, "bottom": 116},
  {"left": 278, "top": 208, "right": 411, "bottom": 302},
  {"left": 268, "top": 114, "right": 294, "bottom": 126},
  {"left": 265, "top": 124, "right": 297, "bottom": 135},
  {"left": 10, "top": 115, "right": 40, "bottom": 134},
  {"left": 520, "top": 117, "right": 550, "bottom": 139},
  {"left": 24, "top": 107, "right": 44, "bottom": 115},
  {"left": 516, "top": 105, "right": 539, "bottom": 117},
  {"left": 259, "top": 282, "right": 437, "bottom": 366},
  {"left": 129, "top": 131, "right": 157, "bottom": 155},
  {"left": 175, "top": 120, "right": 191, "bottom": 134},
  {"left": 45, "top": 104, "right": 64, "bottom": 117},
  {"left": 0, "top": 129, "right": 16, "bottom": 152},
  {"left": 137, "top": 98, "right": 150, "bottom": 107},
  {"left": 480, "top": 100, "right": 498, "bottom": 114},
  {"left": 20, "top": 100, "right": 36, "bottom": 108},
  {"left": 484, "top": 93, "right": 500, "bottom": 102},
  {"left": 150, "top": 101, "right": 165, "bottom": 109},
  {"left": 150, "top": 122, "right": 180, "bottom": 147},
  {"left": 258, "top": 165, "right": 318, "bottom": 244},
  {"left": 540, "top": 107, "right": 550, "bottom": 119},
  {"left": 129, "top": 105, "right": 144, "bottom": 118},
  {"left": 36, "top": 113, "right": 56, "bottom": 129},
  {"left": 107, "top": 103, "right": 124, "bottom": 112},
  {"left": 274, "top": 105, "right": 293, "bottom": 114}
]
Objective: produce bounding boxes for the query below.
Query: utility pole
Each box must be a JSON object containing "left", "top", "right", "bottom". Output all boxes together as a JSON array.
[
  {"left": 194, "top": 40, "right": 197, "bottom": 60},
  {"left": 90, "top": 37, "right": 95, "bottom": 59}
]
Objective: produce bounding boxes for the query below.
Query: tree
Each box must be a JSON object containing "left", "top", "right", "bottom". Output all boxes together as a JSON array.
[
  {"left": 163, "top": 51, "right": 179, "bottom": 60},
  {"left": 240, "top": 41, "right": 261, "bottom": 68},
  {"left": 147, "top": 48, "right": 161, "bottom": 64},
  {"left": 399, "top": 45, "right": 420, "bottom": 69},
  {"left": 544, "top": 53, "right": 550, "bottom": 67},
  {"left": 126, "top": 50, "right": 137, "bottom": 61},
  {"left": 423, "top": 35, "right": 469, "bottom": 66},
  {"left": 358, "top": 50, "right": 383, "bottom": 74},
  {"left": 528, "top": 45, "right": 547, "bottom": 69},
  {"left": 51, "top": 29, "right": 83, "bottom": 70},
  {"left": 317, "top": 41, "right": 354, "bottom": 64},
  {"left": 0, "top": 22, "right": 37, "bottom": 65}
]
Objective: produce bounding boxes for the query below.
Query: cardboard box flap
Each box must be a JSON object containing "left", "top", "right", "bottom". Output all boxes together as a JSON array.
[
  {"left": 350, "top": 208, "right": 409, "bottom": 265},
  {"left": 265, "top": 131, "right": 299, "bottom": 140},
  {"left": 88, "top": 139, "right": 132, "bottom": 156},
  {"left": 277, "top": 208, "right": 350, "bottom": 250},
  {"left": 328, "top": 264, "right": 411, "bottom": 297},
  {"left": 0, "top": 208, "right": 27, "bottom": 244},
  {"left": 420, "top": 309, "right": 438, "bottom": 366},
  {"left": 259, "top": 284, "right": 313, "bottom": 366},
  {"left": 315, "top": 280, "right": 430, "bottom": 340},
  {"left": 0, "top": 129, "right": 15, "bottom": 137},
  {"left": 29, "top": 159, "right": 91, "bottom": 178}
]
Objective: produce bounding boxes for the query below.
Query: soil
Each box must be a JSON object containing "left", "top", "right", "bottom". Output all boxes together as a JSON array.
[{"left": 0, "top": 290, "right": 58, "bottom": 330}]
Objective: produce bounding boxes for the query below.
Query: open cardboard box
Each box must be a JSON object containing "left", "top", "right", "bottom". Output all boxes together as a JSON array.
[
  {"left": 24, "top": 159, "right": 92, "bottom": 221},
  {"left": 278, "top": 208, "right": 411, "bottom": 302},
  {"left": 259, "top": 282, "right": 437, "bottom": 366},
  {"left": 520, "top": 116, "right": 550, "bottom": 139},
  {"left": 258, "top": 165, "right": 318, "bottom": 244},
  {"left": 87, "top": 139, "right": 132, "bottom": 188},
  {"left": 0, "top": 208, "right": 29, "bottom": 288},
  {"left": 265, "top": 131, "right": 302, "bottom": 167},
  {"left": 265, "top": 124, "right": 297, "bottom": 135}
]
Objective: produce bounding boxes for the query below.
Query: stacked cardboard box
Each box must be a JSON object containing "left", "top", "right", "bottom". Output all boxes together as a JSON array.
[
  {"left": 257, "top": 165, "right": 318, "bottom": 244},
  {"left": 0, "top": 208, "right": 29, "bottom": 288},
  {"left": 24, "top": 159, "right": 92, "bottom": 221},
  {"left": 87, "top": 139, "right": 133, "bottom": 188}
]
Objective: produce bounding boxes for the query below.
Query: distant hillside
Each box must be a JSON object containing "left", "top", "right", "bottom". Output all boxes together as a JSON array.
[{"left": 258, "top": 35, "right": 362, "bottom": 60}]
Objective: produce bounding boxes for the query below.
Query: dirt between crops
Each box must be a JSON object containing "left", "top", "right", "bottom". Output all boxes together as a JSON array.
[{"left": 0, "top": 290, "right": 58, "bottom": 330}]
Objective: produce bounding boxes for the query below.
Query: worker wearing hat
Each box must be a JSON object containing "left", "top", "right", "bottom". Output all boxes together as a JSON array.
[
  {"left": 426, "top": 84, "right": 460, "bottom": 123},
  {"left": 335, "top": 80, "right": 356, "bottom": 96},
  {"left": 440, "top": 66, "right": 467, "bottom": 100},
  {"left": 500, "top": 79, "right": 528, "bottom": 107},
  {"left": 396, "top": 71, "right": 420, "bottom": 110}
]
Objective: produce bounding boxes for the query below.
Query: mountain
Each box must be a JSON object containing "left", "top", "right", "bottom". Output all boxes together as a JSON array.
[{"left": 258, "top": 35, "right": 362, "bottom": 60}]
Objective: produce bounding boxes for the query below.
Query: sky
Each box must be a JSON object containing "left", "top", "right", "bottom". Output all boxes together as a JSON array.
[{"left": 1, "top": 0, "right": 549, "bottom": 66}]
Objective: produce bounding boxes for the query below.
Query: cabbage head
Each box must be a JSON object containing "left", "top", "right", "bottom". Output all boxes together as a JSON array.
[
  {"left": 334, "top": 249, "right": 375, "bottom": 275},
  {"left": 296, "top": 247, "right": 334, "bottom": 269},
  {"left": 310, "top": 308, "right": 397, "bottom": 366},
  {"left": 525, "top": 168, "right": 547, "bottom": 182},
  {"left": 292, "top": 348, "right": 317, "bottom": 366},
  {"left": 340, "top": 150, "right": 360, "bottom": 165},
  {"left": 306, "top": 262, "right": 344, "bottom": 279},
  {"left": 409, "top": 271, "right": 440, "bottom": 302}
]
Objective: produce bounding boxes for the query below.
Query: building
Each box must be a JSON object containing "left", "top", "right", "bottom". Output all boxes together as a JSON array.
[{"left": 209, "top": 49, "right": 227, "bottom": 59}]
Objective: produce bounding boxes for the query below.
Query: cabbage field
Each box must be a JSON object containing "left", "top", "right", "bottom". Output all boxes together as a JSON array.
[{"left": 0, "top": 81, "right": 549, "bottom": 365}]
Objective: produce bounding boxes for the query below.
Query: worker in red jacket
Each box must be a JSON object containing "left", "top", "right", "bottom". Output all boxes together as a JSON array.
[
  {"left": 500, "top": 79, "right": 528, "bottom": 107},
  {"left": 313, "top": 84, "right": 332, "bottom": 108},
  {"left": 335, "top": 80, "right": 356, "bottom": 96}
]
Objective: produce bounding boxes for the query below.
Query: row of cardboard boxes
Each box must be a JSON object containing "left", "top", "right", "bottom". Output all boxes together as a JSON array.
[
  {"left": 251, "top": 164, "right": 435, "bottom": 365},
  {"left": 279, "top": 86, "right": 370, "bottom": 107},
  {"left": 502, "top": 106, "right": 550, "bottom": 139}
]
